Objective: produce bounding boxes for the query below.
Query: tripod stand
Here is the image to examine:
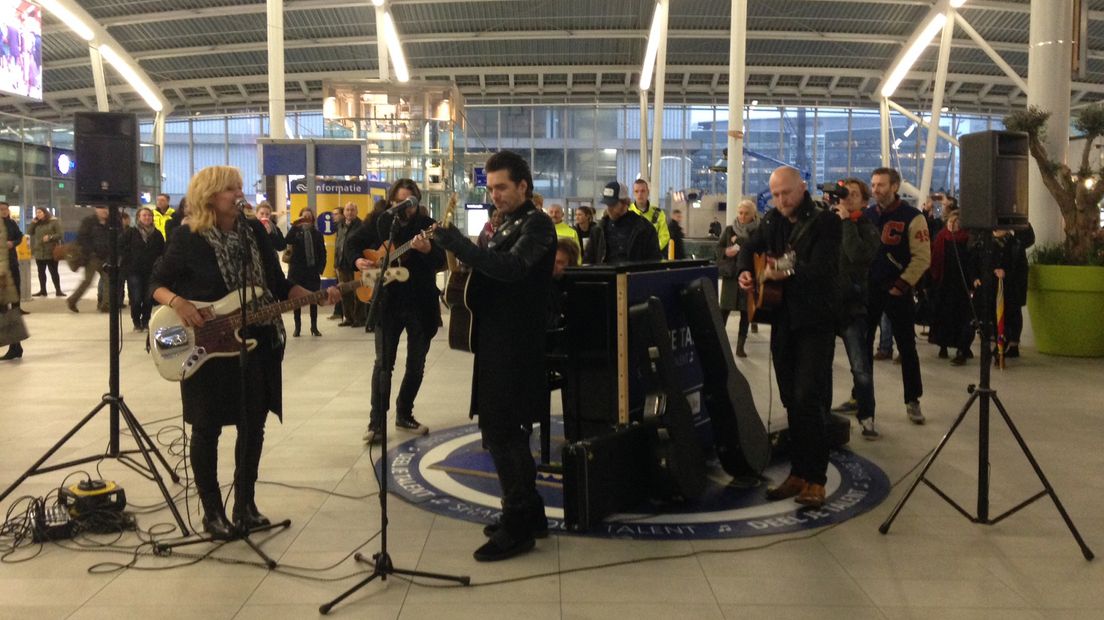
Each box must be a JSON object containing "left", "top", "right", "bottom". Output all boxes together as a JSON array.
[
  {"left": 879, "top": 230, "right": 1093, "bottom": 561},
  {"left": 0, "top": 204, "right": 188, "bottom": 535},
  {"left": 154, "top": 211, "right": 291, "bottom": 568},
  {"left": 320, "top": 208, "right": 469, "bottom": 615}
]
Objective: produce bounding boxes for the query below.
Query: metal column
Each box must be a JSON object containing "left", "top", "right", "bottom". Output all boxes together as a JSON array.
[
  {"left": 919, "top": 6, "right": 955, "bottom": 199},
  {"left": 648, "top": 0, "right": 669, "bottom": 201},
  {"left": 267, "top": 0, "right": 289, "bottom": 220}
]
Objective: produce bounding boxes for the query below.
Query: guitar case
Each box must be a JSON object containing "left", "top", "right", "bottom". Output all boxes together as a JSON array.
[
  {"left": 628, "top": 297, "right": 707, "bottom": 502},
  {"left": 680, "top": 278, "right": 771, "bottom": 476},
  {"left": 561, "top": 421, "right": 654, "bottom": 532}
]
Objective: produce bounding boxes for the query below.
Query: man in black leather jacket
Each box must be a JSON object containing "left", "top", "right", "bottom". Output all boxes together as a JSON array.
[
  {"left": 737, "top": 166, "right": 841, "bottom": 508},
  {"left": 434, "top": 151, "right": 556, "bottom": 562}
]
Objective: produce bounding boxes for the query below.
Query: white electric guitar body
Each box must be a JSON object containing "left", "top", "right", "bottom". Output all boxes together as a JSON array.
[{"left": 149, "top": 268, "right": 407, "bottom": 381}]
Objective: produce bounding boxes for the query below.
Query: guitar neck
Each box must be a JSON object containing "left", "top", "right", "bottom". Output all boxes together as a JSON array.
[{"left": 241, "top": 280, "right": 359, "bottom": 326}]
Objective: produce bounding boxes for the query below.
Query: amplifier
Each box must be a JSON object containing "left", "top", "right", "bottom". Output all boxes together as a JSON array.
[{"left": 59, "top": 480, "right": 127, "bottom": 518}]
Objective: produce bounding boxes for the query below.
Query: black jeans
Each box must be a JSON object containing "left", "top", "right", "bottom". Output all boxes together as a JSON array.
[
  {"left": 771, "top": 322, "right": 834, "bottom": 486},
  {"left": 189, "top": 417, "right": 266, "bottom": 498},
  {"left": 127, "top": 271, "right": 153, "bottom": 327},
  {"left": 370, "top": 307, "right": 438, "bottom": 427},
  {"left": 293, "top": 304, "right": 318, "bottom": 330},
  {"left": 35, "top": 259, "right": 61, "bottom": 293},
  {"left": 866, "top": 289, "right": 923, "bottom": 404},
  {"left": 482, "top": 423, "right": 544, "bottom": 536}
]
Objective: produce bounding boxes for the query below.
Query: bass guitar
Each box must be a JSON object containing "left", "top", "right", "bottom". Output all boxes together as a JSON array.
[{"left": 149, "top": 269, "right": 407, "bottom": 382}]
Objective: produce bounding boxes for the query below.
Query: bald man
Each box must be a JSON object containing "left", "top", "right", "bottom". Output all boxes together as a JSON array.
[{"left": 737, "top": 166, "right": 841, "bottom": 508}]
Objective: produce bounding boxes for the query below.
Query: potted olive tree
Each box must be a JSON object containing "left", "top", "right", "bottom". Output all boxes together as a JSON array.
[{"left": 1004, "top": 104, "right": 1104, "bottom": 356}]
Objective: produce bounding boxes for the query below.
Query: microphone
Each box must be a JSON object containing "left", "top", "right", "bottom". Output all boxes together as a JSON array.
[
  {"left": 235, "top": 198, "right": 250, "bottom": 212},
  {"left": 384, "top": 196, "right": 418, "bottom": 217}
]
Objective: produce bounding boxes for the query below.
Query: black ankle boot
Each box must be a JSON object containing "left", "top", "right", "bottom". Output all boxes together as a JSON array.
[
  {"left": 232, "top": 485, "right": 271, "bottom": 530},
  {"left": 1, "top": 343, "right": 22, "bottom": 361},
  {"left": 735, "top": 335, "right": 747, "bottom": 358},
  {"left": 199, "top": 491, "right": 235, "bottom": 540}
]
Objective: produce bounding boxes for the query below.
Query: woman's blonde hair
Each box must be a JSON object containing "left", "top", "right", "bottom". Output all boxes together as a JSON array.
[
  {"left": 736, "top": 199, "right": 759, "bottom": 221},
  {"left": 186, "top": 165, "right": 243, "bottom": 233}
]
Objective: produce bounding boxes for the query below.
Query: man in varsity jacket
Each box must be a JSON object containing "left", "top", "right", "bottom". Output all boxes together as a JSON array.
[{"left": 864, "top": 167, "right": 931, "bottom": 425}]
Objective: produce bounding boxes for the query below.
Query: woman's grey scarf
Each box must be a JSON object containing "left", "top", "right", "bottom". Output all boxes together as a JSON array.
[{"left": 200, "top": 220, "right": 285, "bottom": 339}]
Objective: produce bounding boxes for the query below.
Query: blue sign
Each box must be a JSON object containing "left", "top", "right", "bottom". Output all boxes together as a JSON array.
[
  {"left": 317, "top": 211, "right": 337, "bottom": 235},
  {"left": 473, "top": 167, "right": 487, "bottom": 187}
]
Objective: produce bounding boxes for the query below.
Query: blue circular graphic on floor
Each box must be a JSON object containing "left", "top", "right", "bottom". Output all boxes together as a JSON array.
[{"left": 383, "top": 418, "right": 891, "bottom": 540}]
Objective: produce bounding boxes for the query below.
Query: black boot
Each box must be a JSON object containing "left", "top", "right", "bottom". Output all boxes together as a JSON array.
[
  {"left": 0, "top": 342, "right": 22, "bottom": 361},
  {"left": 232, "top": 483, "right": 271, "bottom": 530},
  {"left": 199, "top": 491, "right": 235, "bottom": 540},
  {"left": 735, "top": 335, "right": 747, "bottom": 358}
]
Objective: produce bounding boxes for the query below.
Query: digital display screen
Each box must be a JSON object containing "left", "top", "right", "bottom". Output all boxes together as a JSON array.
[{"left": 0, "top": 2, "right": 42, "bottom": 100}]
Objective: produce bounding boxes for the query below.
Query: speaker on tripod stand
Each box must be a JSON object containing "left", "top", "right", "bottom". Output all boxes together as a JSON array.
[
  {"left": 0, "top": 112, "right": 188, "bottom": 534},
  {"left": 879, "top": 130, "right": 1093, "bottom": 561}
]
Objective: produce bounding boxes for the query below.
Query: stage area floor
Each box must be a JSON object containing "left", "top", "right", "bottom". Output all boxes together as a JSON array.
[{"left": 1, "top": 278, "right": 1103, "bottom": 618}]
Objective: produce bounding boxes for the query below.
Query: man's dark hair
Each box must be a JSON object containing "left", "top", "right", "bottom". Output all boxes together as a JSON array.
[
  {"left": 0, "top": 201, "right": 8, "bottom": 208},
  {"left": 871, "top": 167, "right": 901, "bottom": 187},
  {"left": 842, "top": 177, "right": 871, "bottom": 202},
  {"left": 157, "top": 193, "right": 171, "bottom": 201},
  {"left": 485, "top": 151, "right": 533, "bottom": 199},
  {"left": 633, "top": 179, "right": 649, "bottom": 188}
]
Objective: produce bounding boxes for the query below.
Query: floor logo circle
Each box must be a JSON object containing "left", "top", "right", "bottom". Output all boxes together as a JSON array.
[{"left": 384, "top": 418, "right": 891, "bottom": 540}]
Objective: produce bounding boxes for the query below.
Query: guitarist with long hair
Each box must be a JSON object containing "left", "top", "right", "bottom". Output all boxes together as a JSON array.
[
  {"left": 736, "top": 166, "right": 841, "bottom": 509},
  {"left": 150, "top": 165, "right": 339, "bottom": 539},
  {"left": 351, "top": 179, "right": 445, "bottom": 444}
]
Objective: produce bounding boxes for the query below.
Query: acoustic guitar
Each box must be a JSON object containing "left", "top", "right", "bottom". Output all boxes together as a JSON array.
[
  {"left": 355, "top": 222, "right": 437, "bottom": 303},
  {"left": 746, "top": 252, "right": 785, "bottom": 323},
  {"left": 437, "top": 195, "right": 476, "bottom": 353}
]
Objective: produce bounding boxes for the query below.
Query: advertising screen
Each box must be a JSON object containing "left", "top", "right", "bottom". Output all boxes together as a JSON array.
[{"left": 0, "top": 2, "right": 42, "bottom": 100}]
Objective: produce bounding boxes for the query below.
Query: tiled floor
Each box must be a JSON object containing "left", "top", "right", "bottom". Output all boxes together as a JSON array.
[{"left": 2, "top": 273, "right": 1102, "bottom": 619}]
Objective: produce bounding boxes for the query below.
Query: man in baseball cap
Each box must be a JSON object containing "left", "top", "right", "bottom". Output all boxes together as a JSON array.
[{"left": 583, "top": 181, "right": 661, "bottom": 264}]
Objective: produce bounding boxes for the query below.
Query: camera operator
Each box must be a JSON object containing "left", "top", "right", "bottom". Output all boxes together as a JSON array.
[{"left": 824, "top": 179, "right": 881, "bottom": 439}]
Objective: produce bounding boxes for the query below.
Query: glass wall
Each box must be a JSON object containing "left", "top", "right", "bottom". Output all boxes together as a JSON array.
[{"left": 143, "top": 104, "right": 1010, "bottom": 211}]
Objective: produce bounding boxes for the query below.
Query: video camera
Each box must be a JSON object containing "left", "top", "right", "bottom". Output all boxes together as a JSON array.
[{"left": 816, "top": 180, "right": 850, "bottom": 206}]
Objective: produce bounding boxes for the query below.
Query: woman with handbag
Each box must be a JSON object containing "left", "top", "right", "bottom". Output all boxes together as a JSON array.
[
  {"left": 717, "top": 200, "right": 759, "bottom": 357},
  {"left": 284, "top": 208, "right": 326, "bottom": 337},
  {"left": 0, "top": 205, "right": 27, "bottom": 360},
  {"left": 28, "top": 207, "right": 63, "bottom": 297}
]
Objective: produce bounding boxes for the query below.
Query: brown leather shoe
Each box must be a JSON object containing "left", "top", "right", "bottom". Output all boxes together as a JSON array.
[
  {"left": 765, "top": 475, "right": 807, "bottom": 501},
  {"left": 796, "top": 483, "right": 826, "bottom": 508}
]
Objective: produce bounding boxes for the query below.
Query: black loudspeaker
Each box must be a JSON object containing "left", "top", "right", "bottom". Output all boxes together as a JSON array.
[
  {"left": 959, "top": 130, "right": 1030, "bottom": 229},
  {"left": 74, "top": 112, "right": 139, "bottom": 206}
]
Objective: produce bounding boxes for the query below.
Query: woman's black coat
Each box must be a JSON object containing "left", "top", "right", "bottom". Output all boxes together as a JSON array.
[{"left": 284, "top": 224, "right": 327, "bottom": 290}]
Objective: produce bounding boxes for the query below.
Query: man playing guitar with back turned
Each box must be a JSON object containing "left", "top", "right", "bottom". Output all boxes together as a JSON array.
[
  {"left": 351, "top": 179, "right": 445, "bottom": 444},
  {"left": 737, "top": 166, "right": 841, "bottom": 509}
]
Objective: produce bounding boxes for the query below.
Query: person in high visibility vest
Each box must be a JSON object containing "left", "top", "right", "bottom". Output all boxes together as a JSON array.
[
  {"left": 547, "top": 203, "right": 581, "bottom": 263},
  {"left": 629, "top": 179, "right": 670, "bottom": 253},
  {"left": 152, "top": 193, "right": 175, "bottom": 239}
]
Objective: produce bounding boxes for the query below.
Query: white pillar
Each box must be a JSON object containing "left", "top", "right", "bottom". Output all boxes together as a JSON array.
[
  {"left": 154, "top": 111, "right": 165, "bottom": 174},
  {"left": 1027, "top": 0, "right": 1073, "bottom": 245},
  {"left": 919, "top": 7, "right": 954, "bottom": 199},
  {"left": 89, "top": 47, "right": 109, "bottom": 111},
  {"left": 648, "top": 0, "right": 668, "bottom": 204},
  {"left": 267, "top": 0, "right": 288, "bottom": 220},
  {"left": 639, "top": 89, "right": 649, "bottom": 181},
  {"left": 726, "top": 0, "right": 747, "bottom": 213},
  {"left": 375, "top": 5, "right": 390, "bottom": 81},
  {"left": 879, "top": 97, "right": 891, "bottom": 167}
]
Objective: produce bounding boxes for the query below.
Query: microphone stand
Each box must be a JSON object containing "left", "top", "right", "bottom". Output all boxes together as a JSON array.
[
  {"left": 155, "top": 210, "right": 291, "bottom": 566},
  {"left": 321, "top": 209, "right": 468, "bottom": 615}
]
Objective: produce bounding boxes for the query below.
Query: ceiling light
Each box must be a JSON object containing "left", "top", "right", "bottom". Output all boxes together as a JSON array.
[
  {"left": 750, "top": 99, "right": 759, "bottom": 106},
  {"left": 372, "top": 0, "right": 386, "bottom": 6},
  {"left": 950, "top": 0, "right": 968, "bottom": 7},
  {"left": 881, "top": 12, "right": 947, "bottom": 98},
  {"left": 903, "top": 123, "right": 917, "bottom": 138},
  {"left": 98, "top": 44, "right": 163, "bottom": 111},
  {"left": 639, "top": 2, "right": 664, "bottom": 91},
  {"left": 37, "top": 0, "right": 94, "bottom": 41},
  {"left": 381, "top": 11, "right": 409, "bottom": 82}
]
